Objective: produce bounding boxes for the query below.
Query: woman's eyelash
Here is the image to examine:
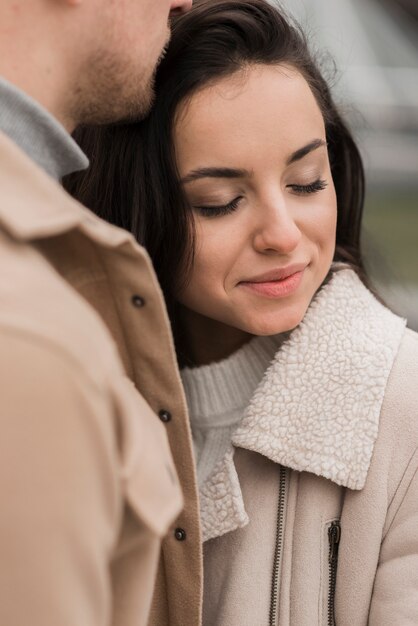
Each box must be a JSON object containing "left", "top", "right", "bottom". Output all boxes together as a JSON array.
[
  {"left": 192, "top": 179, "right": 327, "bottom": 217},
  {"left": 193, "top": 196, "right": 243, "bottom": 217},
  {"left": 288, "top": 179, "right": 328, "bottom": 194}
]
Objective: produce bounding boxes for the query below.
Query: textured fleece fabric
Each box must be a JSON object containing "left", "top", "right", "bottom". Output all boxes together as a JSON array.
[
  {"left": 200, "top": 269, "right": 406, "bottom": 542},
  {"left": 181, "top": 334, "right": 281, "bottom": 487},
  {"left": 199, "top": 270, "right": 418, "bottom": 626}
]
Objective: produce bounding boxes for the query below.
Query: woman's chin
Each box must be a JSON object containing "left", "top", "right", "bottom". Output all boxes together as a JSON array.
[{"left": 237, "top": 307, "right": 306, "bottom": 337}]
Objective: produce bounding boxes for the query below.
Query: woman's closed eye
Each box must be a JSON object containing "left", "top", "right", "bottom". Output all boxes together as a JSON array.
[
  {"left": 192, "top": 196, "right": 243, "bottom": 217},
  {"left": 287, "top": 178, "right": 328, "bottom": 195},
  {"left": 192, "top": 179, "right": 328, "bottom": 218}
]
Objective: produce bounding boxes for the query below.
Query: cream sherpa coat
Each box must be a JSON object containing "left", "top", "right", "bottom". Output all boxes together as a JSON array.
[{"left": 198, "top": 269, "right": 418, "bottom": 626}]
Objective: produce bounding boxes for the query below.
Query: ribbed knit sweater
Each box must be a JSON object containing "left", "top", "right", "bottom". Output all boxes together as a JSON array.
[{"left": 181, "top": 334, "right": 283, "bottom": 488}]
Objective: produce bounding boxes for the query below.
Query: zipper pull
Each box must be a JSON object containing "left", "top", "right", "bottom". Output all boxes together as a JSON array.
[{"left": 328, "top": 520, "right": 341, "bottom": 563}]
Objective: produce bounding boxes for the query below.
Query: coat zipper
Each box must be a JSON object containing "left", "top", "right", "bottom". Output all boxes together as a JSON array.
[
  {"left": 269, "top": 465, "right": 287, "bottom": 626},
  {"left": 327, "top": 520, "right": 341, "bottom": 626}
]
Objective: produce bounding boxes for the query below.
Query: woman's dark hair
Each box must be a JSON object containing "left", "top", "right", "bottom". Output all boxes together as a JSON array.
[{"left": 65, "top": 0, "right": 367, "bottom": 324}]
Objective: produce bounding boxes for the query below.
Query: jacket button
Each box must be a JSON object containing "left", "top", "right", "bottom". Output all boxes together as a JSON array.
[
  {"left": 159, "top": 409, "right": 172, "bottom": 423},
  {"left": 174, "top": 528, "right": 186, "bottom": 541},
  {"left": 131, "top": 294, "right": 145, "bottom": 308}
]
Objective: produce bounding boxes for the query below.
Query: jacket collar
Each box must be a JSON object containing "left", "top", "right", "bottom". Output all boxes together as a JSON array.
[
  {"left": 232, "top": 269, "right": 406, "bottom": 490},
  {"left": 199, "top": 269, "right": 406, "bottom": 541},
  {"left": 0, "top": 130, "right": 139, "bottom": 255}
]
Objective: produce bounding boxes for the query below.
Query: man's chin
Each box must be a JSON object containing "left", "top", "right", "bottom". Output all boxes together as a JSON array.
[
  {"left": 113, "top": 92, "right": 155, "bottom": 125},
  {"left": 131, "top": 76, "right": 156, "bottom": 121},
  {"left": 111, "top": 69, "right": 157, "bottom": 124},
  {"left": 76, "top": 47, "right": 160, "bottom": 126}
]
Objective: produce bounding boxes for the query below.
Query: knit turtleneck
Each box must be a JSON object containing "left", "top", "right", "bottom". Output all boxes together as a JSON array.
[{"left": 181, "top": 334, "right": 283, "bottom": 486}]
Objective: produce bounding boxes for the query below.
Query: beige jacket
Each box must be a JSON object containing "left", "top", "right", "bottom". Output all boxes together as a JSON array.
[
  {"left": 200, "top": 270, "right": 418, "bottom": 625},
  {"left": 0, "top": 131, "right": 203, "bottom": 626},
  {"left": 3, "top": 124, "right": 417, "bottom": 626}
]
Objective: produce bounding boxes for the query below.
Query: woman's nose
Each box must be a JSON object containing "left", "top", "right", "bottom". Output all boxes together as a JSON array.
[{"left": 253, "top": 202, "right": 302, "bottom": 255}]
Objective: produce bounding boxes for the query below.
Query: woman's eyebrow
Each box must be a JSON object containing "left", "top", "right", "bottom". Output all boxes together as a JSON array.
[
  {"left": 286, "top": 138, "right": 327, "bottom": 165},
  {"left": 181, "top": 167, "right": 249, "bottom": 185},
  {"left": 181, "top": 139, "right": 326, "bottom": 184}
]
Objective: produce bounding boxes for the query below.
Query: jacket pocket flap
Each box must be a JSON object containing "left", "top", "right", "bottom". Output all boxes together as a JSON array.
[{"left": 114, "top": 376, "right": 183, "bottom": 537}]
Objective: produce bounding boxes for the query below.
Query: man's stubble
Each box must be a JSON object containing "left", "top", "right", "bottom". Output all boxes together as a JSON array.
[{"left": 69, "top": 30, "right": 171, "bottom": 126}]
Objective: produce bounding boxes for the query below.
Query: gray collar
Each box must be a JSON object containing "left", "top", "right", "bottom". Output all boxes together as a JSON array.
[{"left": 0, "top": 77, "right": 88, "bottom": 181}]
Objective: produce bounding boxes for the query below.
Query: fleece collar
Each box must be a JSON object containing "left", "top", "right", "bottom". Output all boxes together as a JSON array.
[{"left": 200, "top": 269, "right": 406, "bottom": 542}]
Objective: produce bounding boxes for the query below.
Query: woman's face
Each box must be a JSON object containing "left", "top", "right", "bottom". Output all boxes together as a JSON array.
[{"left": 174, "top": 64, "right": 337, "bottom": 337}]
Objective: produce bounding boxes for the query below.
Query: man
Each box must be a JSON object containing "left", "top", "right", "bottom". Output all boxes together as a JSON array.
[{"left": 0, "top": 1, "right": 202, "bottom": 625}]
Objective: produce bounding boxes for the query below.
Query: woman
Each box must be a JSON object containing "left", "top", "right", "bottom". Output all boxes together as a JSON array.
[{"left": 66, "top": 1, "right": 418, "bottom": 624}]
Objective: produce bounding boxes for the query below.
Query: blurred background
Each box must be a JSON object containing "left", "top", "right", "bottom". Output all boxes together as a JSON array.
[{"left": 278, "top": 0, "right": 418, "bottom": 329}]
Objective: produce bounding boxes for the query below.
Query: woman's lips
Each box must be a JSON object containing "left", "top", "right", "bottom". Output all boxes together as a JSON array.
[{"left": 238, "top": 269, "right": 305, "bottom": 298}]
